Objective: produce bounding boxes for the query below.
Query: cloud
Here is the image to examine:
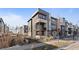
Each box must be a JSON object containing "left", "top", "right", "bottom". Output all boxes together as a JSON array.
[{"left": 0, "top": 13, "right": 27, "bottom": 27}]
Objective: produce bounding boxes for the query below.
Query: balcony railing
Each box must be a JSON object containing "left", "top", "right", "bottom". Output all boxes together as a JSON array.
[{"left": 36, "top": 27, "right": 46, "bottom": 31}]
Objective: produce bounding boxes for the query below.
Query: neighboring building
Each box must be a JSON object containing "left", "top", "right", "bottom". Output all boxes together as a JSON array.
[
  {"left": 0, "top": 18, "right": 6, "bottom": 34},
  {"left": 0, "top": 18, "right": 9, "bottom": 34},
  {"left": 4, "top": 24, "right": 9, "bottom": 33},
  {"left": 50, "top": 17, "right": 57, "bottom": 38},
  {"left": 17, "top": 25, "right": 28, "bottom": 35},
  {"left": 67, "top": 23, "right": 74, "bottom": 36},
  {"left": 73, "top": 24, "right": 78, "bottom": 35},
  {"left": 56, "top": 17, "right": 66, "bottom": 38},
  {"left": 77, "top": 27, "right": 79, "bottom": 35},
  {"left": 64, "top": 20, "right": 69, "bottom": 37},
  {"left": 9, "top": 27, "right": 17, "bottom": 33}
]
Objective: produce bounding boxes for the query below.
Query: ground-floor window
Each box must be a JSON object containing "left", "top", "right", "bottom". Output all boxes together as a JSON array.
[
  {"left": 41, "top": 31, "right": 44, "bottom": 35},
  {"left": 36, "top": 31, "right": 40, "bottom": 35},
  {"left": 36, "top": 31, "right": 45, "bottom": 36},
  {"left": 68, "top": 28, "right": 72, "bottom": 34}
]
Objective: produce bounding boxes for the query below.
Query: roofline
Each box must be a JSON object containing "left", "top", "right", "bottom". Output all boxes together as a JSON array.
[
  {"left": 51, "top": 17, "right": 58, "bottom": 20},
  {"left": 27, "top": 9, "right": 39, "bottom": 22},
  {"left": 28, "top": 8, "right": 49, "bottom": 22}
]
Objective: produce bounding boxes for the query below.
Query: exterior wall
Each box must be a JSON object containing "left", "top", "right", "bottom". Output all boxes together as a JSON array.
[
  {"left": 50, "top": 17, "right": 57, "bottom": 38},
  {"left": 0, "top": 18, "right": 5, "bottom": 34},
  {"left": 32, "top": 14, "right": 48, "bottom": 39},
  {"left": 28, "top": 20, "right": 32, "bottom": 37},
  {"left": 56, "top": 17, "right": 68, "bottom": 38},
  {"left": 0, "top": 18, "right": 9, "bottom": 34},
  {"left": 51, "top": 19, "right": 57, "bottom": 29},
  {"left": 67, "top": 23, "right": 74, "bottom": 36},
  {"left": 18, "top": 25, "right": 28, "bottom": 35},
  {"left": 65, "top": 21, "right": 69, "bottom": 36},
  {"left": 56, "top": 18, "right": 61, "bottom": 31},
  {"left": 57, "top": 17, "right": 65, "bottom": 30},
  {"left": 4, "top": 24, "right": 9, "bottom": 33}
]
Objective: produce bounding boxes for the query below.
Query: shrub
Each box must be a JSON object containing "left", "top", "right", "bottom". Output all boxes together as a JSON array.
[{"left": 46, "top": 36, "right": 53, "bottom": 41}]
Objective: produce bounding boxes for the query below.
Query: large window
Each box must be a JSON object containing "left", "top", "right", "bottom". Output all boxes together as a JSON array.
[
  {"left": 38, "top": 14, "right": 46, "bottom": 20},
  {"left": 36, "top": 31, "right": 40, "bottom": 35},
  {"left": 36, "top": 31, "right": 45, "bottom": 35},
  {"left": 51, "top": 23, "right": 56, "bottom": 30}
]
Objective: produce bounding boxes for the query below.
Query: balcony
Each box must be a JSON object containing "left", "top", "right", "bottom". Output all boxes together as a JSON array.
[
  {"left": 36, "top": 27, "right": 46, "bottom": 31},
  {"left": 36, "top": 22, "right": 46, "bottom": 31}
]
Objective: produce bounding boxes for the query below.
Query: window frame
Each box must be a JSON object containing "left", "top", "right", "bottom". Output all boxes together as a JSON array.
[{"left": 38, "top": 13, "right": 46, "bottom": 20}]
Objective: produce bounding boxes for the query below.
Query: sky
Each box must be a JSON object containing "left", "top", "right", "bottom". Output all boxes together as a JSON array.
[{"left": 0, "top": 8, "right": 79, "bottom": 28}]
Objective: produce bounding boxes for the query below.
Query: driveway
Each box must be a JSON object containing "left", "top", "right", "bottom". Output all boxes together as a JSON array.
[{"left": 1, "top": 43, "right": 45, "bottom": 50}]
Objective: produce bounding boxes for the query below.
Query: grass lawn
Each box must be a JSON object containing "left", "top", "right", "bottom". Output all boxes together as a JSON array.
[
  {"left": 45, "top": 40, "right": 75, "bottom": 48},
  {"left": 32, "top": 40, "right": 75, "bottom": 50}
]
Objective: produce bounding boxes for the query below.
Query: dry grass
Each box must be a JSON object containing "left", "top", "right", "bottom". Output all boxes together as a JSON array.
[
  {"left": 45, "top": 40, "right": 75, "bottom": 48},
  {"left": 0, "top": 33, "right": 75, "bottom": 49},
  {"left": 33, "top": 40, "right": 75, "bottom": 50},
  {"left": 0, "top": 33, "right": 11, "bottom": 48},
  {"left": 0, "top": 33, "right": 27, "bottom": 49}
]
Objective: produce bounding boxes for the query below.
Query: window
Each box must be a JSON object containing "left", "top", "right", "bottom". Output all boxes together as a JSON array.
[
  {"left": 38, "top": 14, "right": 46, "bottom": 20},
  {"left": 36, "top": 31, "right": 40, "bottom": 35},
  {"left": 36, "top": 31, "right": 45, "bottom": 35},
  {"left": 68, "top": 28, "right": 72, "bottom": 34},
  {"left": 41, "top": 31, "right": 44, "bottom": 35},
  {"left": 51, "top": 23, "right": 56, "bottom": 30},
  {"left": 51, "top": 23, "right": 55, "bottom": 26},
  {"left": 61, "top": 25, "right": 65, "bottom": 30}
]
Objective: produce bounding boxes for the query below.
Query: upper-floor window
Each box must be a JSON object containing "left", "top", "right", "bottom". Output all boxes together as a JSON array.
[
  {"left": 38, "top": 14, "right": 46, "bottom": 20},
  {"left": 51, "top": 23, "right": 56, "bottom": 26}
]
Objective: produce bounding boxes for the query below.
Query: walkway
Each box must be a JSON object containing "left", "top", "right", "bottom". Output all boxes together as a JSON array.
[{"left": 1, "top": 43, "right": 45, "bottom": 50}]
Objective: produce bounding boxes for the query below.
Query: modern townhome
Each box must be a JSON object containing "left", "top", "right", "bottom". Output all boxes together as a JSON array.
[
  {"left": 28, "top": 9, "right": 50, "bottom": 40},
  {"left": 73, "top": 24, "right": 79, "bottom": 36},
  {"left": 56, "top": 17, "right": 66, "bottom": 38},
  {"left": 27, "top": 8, "right": 63, "bottom": 40},
  {"left": 28, "top": 8, "right": 79, "bottom": 40},
  {"left": 67, "top": 23, "right": 74, "bottom": 36}
]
